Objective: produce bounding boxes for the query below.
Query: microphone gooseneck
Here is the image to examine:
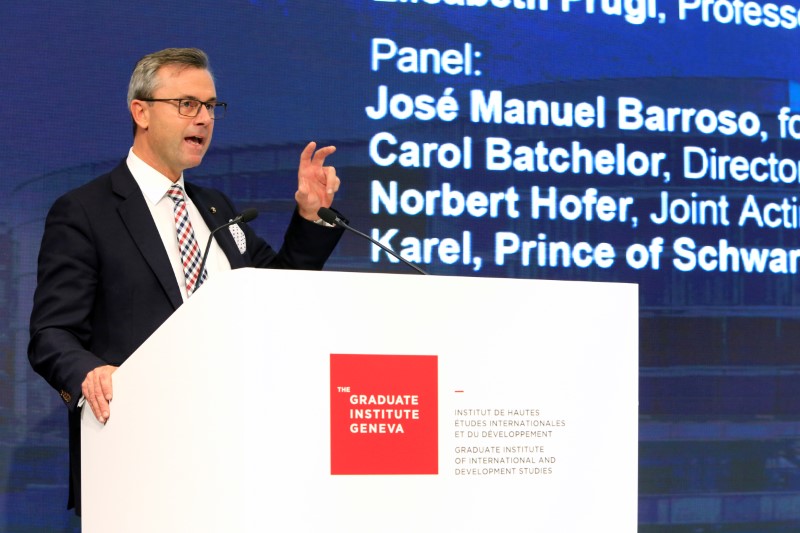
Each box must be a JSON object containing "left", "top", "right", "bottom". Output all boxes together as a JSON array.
[{"left": 317, "top": 207, "right": 428, "bottom": 275}]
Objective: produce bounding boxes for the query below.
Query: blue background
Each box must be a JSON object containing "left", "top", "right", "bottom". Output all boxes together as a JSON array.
[{"left": 2, "top": 1, "right": 800, "bottom": 531}]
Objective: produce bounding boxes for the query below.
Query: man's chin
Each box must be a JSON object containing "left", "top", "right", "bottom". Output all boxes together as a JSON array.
[
  {"left": 181, "top": 140, "right": 210, "bottom": 169},
  {"left": 182, "top": 153, "right": 206, "bottom": 170}
]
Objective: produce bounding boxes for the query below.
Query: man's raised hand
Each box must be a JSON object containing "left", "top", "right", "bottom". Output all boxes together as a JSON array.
[{"left": 295, "top": 141, "right": 340, "bottom": 221}]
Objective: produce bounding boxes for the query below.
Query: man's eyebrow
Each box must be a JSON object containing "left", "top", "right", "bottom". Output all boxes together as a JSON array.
[{"left": 180, "top": 95, "right": 218, "bottom": 103}]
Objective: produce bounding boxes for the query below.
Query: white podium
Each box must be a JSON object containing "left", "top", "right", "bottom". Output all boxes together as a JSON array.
[{"left": 82, "top": 269, "right": 638, "bottom": 532}]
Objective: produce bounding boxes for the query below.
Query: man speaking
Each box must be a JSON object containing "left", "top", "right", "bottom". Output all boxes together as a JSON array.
[{"left": 28, "top": 47, "right": 344, "bottom": 515}]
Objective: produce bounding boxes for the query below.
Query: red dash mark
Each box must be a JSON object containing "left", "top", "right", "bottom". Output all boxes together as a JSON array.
[{"left": 455, "top": 390, "right": 464, "bottom": 393}]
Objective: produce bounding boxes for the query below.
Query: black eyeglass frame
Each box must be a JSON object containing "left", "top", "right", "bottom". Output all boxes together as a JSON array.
[{"left": 139, "top": 98, "right": 227, "bottom": 119}]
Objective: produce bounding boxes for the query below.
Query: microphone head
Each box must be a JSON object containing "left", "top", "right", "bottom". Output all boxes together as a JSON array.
[
  {"left": 317, "top": 207, "right": 338, "bottom": 225},
  {"left": 240, "top": 208, "right": 259, "bottom": 223}
]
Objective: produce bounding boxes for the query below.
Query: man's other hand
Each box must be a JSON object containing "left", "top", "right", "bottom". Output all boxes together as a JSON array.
[{"left": 82, "top": 365, "right": 118, "bottom": 424}]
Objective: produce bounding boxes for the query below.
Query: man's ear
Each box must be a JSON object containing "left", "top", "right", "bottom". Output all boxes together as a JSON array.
[{"left": 130, "top": 100, "right": 149, "bottom": 131}]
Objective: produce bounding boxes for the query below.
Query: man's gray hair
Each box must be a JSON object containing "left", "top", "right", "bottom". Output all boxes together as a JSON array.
[{"left": 127, "top": 48, "right": 212, "bottom": 135}]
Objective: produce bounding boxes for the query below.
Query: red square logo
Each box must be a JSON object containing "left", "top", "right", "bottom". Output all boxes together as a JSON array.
[{"left": 330, "top": 354, "right": 438, "bottom": 475}]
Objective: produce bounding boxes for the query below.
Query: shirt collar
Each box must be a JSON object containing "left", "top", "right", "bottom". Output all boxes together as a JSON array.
[{"left": 126, "top": 148, "right": 186, "bottom": 206}]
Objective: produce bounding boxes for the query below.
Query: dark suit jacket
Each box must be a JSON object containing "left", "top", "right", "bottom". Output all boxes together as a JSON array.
[{"left": 28, "top": 160, "right": 343, "bottom": 514}]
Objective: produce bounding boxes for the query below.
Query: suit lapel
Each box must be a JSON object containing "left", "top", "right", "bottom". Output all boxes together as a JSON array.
[
  {"left": 110, "top": 163, "right": 184, "bottom": 310},
  {"left": 186, "top": 183, "right": 248, "bottom": 269}
]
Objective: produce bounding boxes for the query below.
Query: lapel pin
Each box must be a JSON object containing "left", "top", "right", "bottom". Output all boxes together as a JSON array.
[{"left": 210, "top": 206, "right": 217, "bottom": 214}]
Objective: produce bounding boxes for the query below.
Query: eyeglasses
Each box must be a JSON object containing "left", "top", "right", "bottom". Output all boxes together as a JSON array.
[{"left": 140, "top": 98, "right": 227, "bottom": 120}]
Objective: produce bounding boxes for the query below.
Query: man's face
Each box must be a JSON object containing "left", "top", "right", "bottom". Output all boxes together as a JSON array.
[{"left": 134, "top": 65, "right": 216, "bottom": 181}]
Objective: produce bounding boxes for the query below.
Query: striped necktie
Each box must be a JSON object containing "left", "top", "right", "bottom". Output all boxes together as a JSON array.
[{"left": 166, "top": 183, "right": 207, "bottom": 296}]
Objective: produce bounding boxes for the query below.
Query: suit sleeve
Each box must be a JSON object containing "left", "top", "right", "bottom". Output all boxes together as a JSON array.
[
  {"left": 247, "top": 208, "right": 345, "bottom": 270},
  {"left": 28, "top": 193, "right": 107, "bottom": 411}
]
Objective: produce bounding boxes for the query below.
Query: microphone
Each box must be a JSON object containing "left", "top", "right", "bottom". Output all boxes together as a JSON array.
[
  {"left": 230, "top": 208, "right": 258, "bottom": 225},
  {"left": 198, "top": 208, "right": 260, "bottom": 286},
  {"left": 317, "top": 207, "right": 428, "bottom": 275}
]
